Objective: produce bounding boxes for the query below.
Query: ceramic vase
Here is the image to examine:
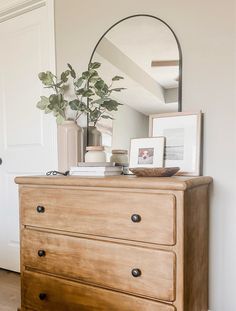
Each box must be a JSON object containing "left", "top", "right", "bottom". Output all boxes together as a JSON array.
[{"left": 57, "top": 120, "right": 84, "bottom": 171}]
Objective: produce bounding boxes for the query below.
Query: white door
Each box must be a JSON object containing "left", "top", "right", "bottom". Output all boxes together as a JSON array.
[{"left": 0, "top": 4, "right": 57, "bottom": 271}]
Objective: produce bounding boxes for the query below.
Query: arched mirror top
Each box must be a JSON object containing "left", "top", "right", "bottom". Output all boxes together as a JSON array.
[{"left": 89, "top": 14, "right": 182, "bottom": 113}]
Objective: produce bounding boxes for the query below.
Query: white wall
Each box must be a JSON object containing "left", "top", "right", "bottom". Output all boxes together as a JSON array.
[
  {"left": 112, "top": 105, "right": 149, "bottom": 151},
  {"left": 55, "top": 1, "right": 236, "bottom": 310}
]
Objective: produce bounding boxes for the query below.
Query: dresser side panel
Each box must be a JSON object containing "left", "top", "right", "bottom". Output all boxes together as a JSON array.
[{"left": 184, "top": 185, "right": 209, "bottom": 311}]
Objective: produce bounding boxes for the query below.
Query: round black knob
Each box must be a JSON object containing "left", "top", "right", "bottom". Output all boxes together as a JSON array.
[
  {"left": 36, "top": 206, "right": 45, "bottom": 213},
  {"left": 39, "top": 293, "right": 47, "bottom": 300},
  {"left": 38, "top": 250, "right": 46, "bottom": 257},
  {"left": 0, "top": 158, "right": 2, "bottom": 165},
  {"left": 131, "top": 268, "right": 142, "bottom": 277},
  {"left": 131, "top": 214, "right": 141, "bottom": 223}
]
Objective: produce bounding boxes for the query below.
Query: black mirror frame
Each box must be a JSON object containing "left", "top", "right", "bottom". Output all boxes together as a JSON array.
[{"left": 88, "top": 14, "right": 183, "bottom": 112}]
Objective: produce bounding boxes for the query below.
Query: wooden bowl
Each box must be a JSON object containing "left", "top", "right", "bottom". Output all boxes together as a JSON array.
[{"left": 129, "top": 167, "right": 180, "bottom": 177}]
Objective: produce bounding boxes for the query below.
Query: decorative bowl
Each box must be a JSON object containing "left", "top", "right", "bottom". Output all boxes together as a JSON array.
[{"left": 129, "top": 167, "right": 180, "bottom": 177}]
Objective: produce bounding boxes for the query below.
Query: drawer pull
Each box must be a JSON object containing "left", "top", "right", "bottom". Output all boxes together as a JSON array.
[
  {"left": 131, "top": 214, "right": 141, "bottom": 223},
  {"left": 131, "top": 268, "right": 142, "bottom": 277},
  {"left": 38, "top": 250, "right": 46, "bottom": 257},
  {"left": 36, "top": 205, "right": 45, "bottom": 213},
  {"left": 39, "top": 293, "right": 47, "bottom": 300}
]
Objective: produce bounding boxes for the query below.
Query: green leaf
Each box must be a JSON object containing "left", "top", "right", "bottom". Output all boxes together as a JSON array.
[
  {"left": 75, "top": 88, "right": 94, "bottom": 97},
  {"left": 94, "top": 89, "right": 104, "bottom": 98},
  {"left": 83, "top": 89, "right": 94, "bottom": 97},
  {"left": 89, "top": 62, "right": 101, "bottom": 70},
  {"left": 88, "top": 71, "right": 99, "bottom": 83},
  {"left": 76, "top": 88, "right": 85, "bottom": 96},
  {"left": 56, "top": 114, "right": 65, "bottom": 124},
  {"left": 89, "top": 108, "right": 102, "bottom": 122},
  {"left": 109, "top": 87, "right": 126, "bottom": 92},
  {"left": 38, "top": 71, "right": 55, "bottom": 86},
  {"left": 67, "top": 63, "right": 73, "bottom": 71},
  {"left": 47, "top": 103, "right": 55, "bottom": 110},
  {"left": 92, "top": 98, "right": 109, "bottom": 105},
  {"left": 101, "top": 115, "right": 114, "bottom": 120},
  {"left": 38, "top": 72, "right": 46, "bottom": 81},
  {"left": 82, "top": 70, "right": 90, "bottom": 79},
  {"left": 36, "top": 96, "right": 49, "bottom": 110},
  {"left": 94, "top": 79, "right": 109, "bottom": 96},
  {"left": 101, "top": 99, "right": 122, "bottom": 111},
  {"left": 74, "top": 77, "right": 84, "bottom": 88},
  {"left": 89, "top": 75, "right": 100, "bottom": 83},
  {"left": 67, "top": 64, "right": 76, "bottom": 79},
  {"left": 70, "top": 69, "right": 76, "bottom": 79},
  {"left": 69, "top": 100, "right": 87, "bottom": 112},
  {"left": 69, "top": 99, "right": 80, "bottom": 111},
  {"left": 94, "top": 79, "right": 105, "bottom": 90},
  {"left": 112, "top": 75, "right": 124, "bottom": 81},
  {"left": 60, "top": 72, "right": 69, "bottom": 83},
  {"left": 49, "top": 94, "right": 61, "bottom": 105},
  {"left": 44, "top": 107, "right": 52, "bottom": 114}
]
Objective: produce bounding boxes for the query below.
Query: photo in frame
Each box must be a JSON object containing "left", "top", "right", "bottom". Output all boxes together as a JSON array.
[
  {"left": 149, "top": 112, "right": 202, "bottom": 176},
  {"left": 129, "top": 137, "right": 165, "bottom": 168}
]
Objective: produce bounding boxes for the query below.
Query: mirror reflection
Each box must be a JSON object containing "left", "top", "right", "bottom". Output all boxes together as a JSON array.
[{"left": 90, "top": 15, "right": 181, "bottom": 154}]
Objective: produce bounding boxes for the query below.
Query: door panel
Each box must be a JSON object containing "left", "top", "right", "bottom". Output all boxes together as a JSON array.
[{"left": 0, "top": 5, "right": 57, "bottom": 271}]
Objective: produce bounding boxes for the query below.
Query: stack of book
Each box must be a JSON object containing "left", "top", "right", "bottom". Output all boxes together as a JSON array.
[{"left": 70, "top": 162, "right": 123, "bottom": 177}]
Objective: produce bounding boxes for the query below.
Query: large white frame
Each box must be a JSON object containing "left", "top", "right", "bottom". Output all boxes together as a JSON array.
[{"left": 149, "top": 112, "right": 202, "bottom": 176}]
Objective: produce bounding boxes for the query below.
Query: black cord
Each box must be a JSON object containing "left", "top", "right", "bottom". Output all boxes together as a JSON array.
[{"left": 46, "top": 170, "right": 69, "bottom": 176}]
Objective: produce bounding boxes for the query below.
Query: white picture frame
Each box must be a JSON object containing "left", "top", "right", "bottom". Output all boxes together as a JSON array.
[
  {"left": 129, "top": 137, "right": 165, "bottom": 169},
  {"left": 149, "top": 112, "right": 202, "bottom": 176}
]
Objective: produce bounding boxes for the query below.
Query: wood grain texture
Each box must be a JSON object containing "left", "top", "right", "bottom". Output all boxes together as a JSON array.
[
  {"left": 22, "top": 229, "right": 175, "bottom": 301},
  {"left": 129, "top": 167, "right": 180, "bottom": 177},
  {"left": 15, "top": 175, "right": 212, "bottom": 191},
  {"left": 20, "top": 187, "right": 176, "bottom": 246},
  {"left": 22, "top": 270, "right": 175, "bottom": 311},
  {"left": 184, "top": 185, "right": 209, "bottom": 310}
]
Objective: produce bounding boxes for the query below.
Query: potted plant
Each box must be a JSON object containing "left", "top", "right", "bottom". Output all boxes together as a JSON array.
[
  {"left": 36, "top": 62, "right": 125, "bottom": 167},
  {"left": 36, "top": 65, "right": 84, "bottom": 170}
]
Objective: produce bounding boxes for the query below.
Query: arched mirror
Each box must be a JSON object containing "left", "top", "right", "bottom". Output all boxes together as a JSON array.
[{"left": 89, "top": 14, "right": 182, "bottom": 154}]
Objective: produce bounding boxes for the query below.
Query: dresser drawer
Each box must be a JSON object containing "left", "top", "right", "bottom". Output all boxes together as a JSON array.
[
  {"left": 21, "top": 187, "right": 176, "bottom": 245},
  {"left": 22, "top": 229, "right": 176, "bottom": 302},
  {"left": 22, "top": 270, "right": 175, "bottom": 311}
]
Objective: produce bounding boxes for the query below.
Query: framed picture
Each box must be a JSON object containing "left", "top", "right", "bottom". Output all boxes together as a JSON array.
[
  {"left": 149, "top": 112, "right": 202, "bottom": 176},
  {"left": 129, "top": 137, "right": 165, "bottom": 168}
]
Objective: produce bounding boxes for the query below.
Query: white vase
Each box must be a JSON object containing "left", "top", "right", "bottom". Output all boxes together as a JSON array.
[{"left": 57, "top": 120, "right": 83, "bottom": 171}]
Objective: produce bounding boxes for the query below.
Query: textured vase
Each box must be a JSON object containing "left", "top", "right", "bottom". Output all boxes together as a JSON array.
[
  {"left": 87, "top": 126, "right": 102, "bottom": 146},
  {"left": 57, "top": 120, "right": 84, "bottom": 171}
]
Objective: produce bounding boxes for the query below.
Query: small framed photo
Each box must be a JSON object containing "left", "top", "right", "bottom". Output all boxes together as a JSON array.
[
  {"left": 129, "top": 137, "right": 165, "bottom": 168},
  {"left": 149, "top": 112, "right": 202, "bottom": 176}
]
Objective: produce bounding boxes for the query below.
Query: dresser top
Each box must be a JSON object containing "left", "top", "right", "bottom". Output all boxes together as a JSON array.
[{"left": 15, "top": 175, "right": 212, "bottom": 191}]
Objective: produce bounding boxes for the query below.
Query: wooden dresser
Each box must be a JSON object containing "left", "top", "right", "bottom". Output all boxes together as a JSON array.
[{"left": 15, "top": 175, "right": 212, "bottom": 311}]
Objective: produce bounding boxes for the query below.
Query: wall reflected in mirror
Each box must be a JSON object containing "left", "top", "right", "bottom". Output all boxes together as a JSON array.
[{"left": 90, "top": 15, "right": 181, "bottom": 156}]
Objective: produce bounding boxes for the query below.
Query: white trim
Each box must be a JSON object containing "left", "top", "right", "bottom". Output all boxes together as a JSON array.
[
  {"left": 0, "top": 0, "right": 46, "bottom": 23},
  {"left": 46, "top": 0, "right": 56, "bottom": 74}
]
